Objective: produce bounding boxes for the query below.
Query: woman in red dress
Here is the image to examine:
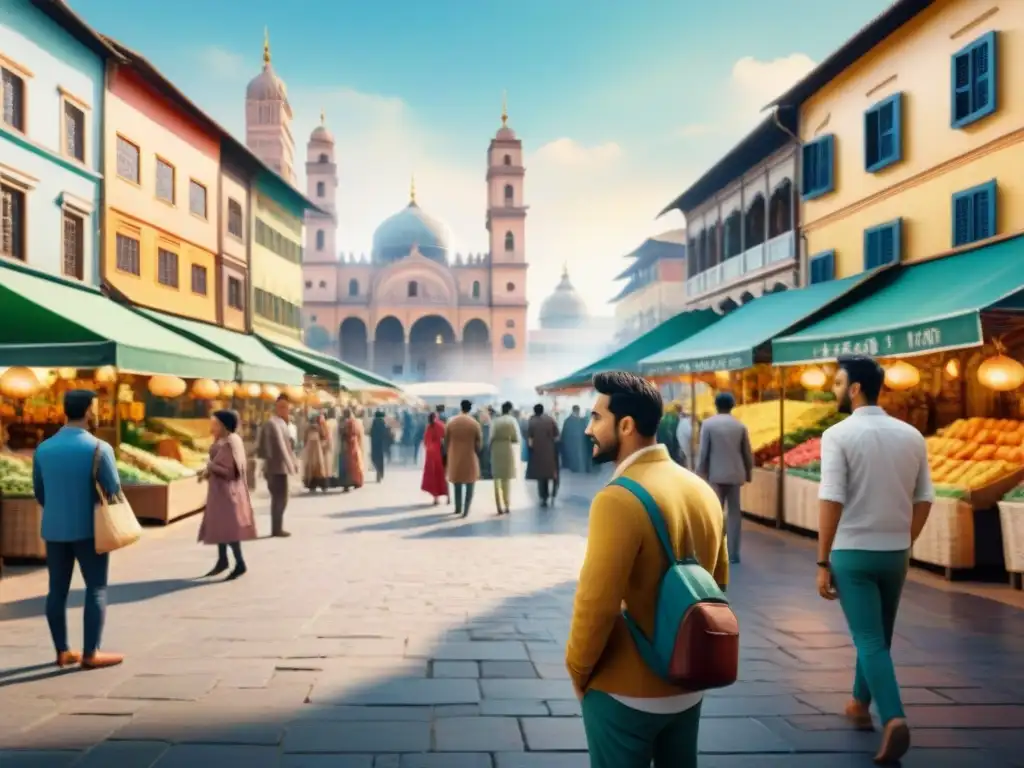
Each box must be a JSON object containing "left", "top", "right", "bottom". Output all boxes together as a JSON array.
[{"left": 421, "top": 412, "right": 449, "bottom": 505}]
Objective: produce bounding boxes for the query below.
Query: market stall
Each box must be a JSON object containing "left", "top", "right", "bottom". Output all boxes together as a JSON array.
[{"left": 771, "top": 237, "right": 1024, "bottom": 578}]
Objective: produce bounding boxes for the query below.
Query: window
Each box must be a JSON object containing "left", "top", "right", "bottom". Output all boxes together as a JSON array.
[
  {"left": 318, "top": 280, "right": 326, "bottom": 288},
  {"left": 808, "top": 250, "right": 835, "bottom": 284},
  {"left": 191, "top": 264, "right": 208, "bottom": 295},
  {"left": 316, "top": 230, "right": 325, "bottom": 250},
  {"left": 255, "top": 217, "right": 302, "bottom": 264},
  {"left": 863, "top": 219, "right": 902, "bottom": 270},
  {"left": 155, "top": 158, "right": 175, "bottom": 203},
  {"left": 316, "top": 181, "right": 325, "bottom": 197},
  {"left": 1, "top": 67, "right": 25, "bottom": 132},
  {"left": 503, "top": 154, "right": 511, "bottom": 166},
  {"left": 471, "top": 280, "right": 481, "bottom": 299},
  {"left": 318, "top": 153, "right": 328, "bottom": 163},
  {"left": 951, "top": 31, "right": 996, "bottom": 129},
  {"left": 116, "top": 136, "right": 140, "bottom": 183},
  {"left": 504, "top": 231, "right": 514, "bottom": 252},
  {"left": 952, "top": 180, "right": 997, "bottom": 247},
  {"left": 62, "top": 210, "right": 83, "bottom": 279},
  {"left": 505, "top": 319, "right": 515, "bottom": 328},
  {"left": 63, "top": 101, "right": 85, "bottom": 162},
  {"left": 408, "top": 281, "right": 418, "bottom": 298},
  {"left": 189, "top": 180, "right": 207, "bottom": 218},
  {"left": 864, "top": 93, "right": 902, "bottom": 172},
  {"left": 505, "top": 281, "right": 515, "bottom": 292},
  {"left": 228, "top": 277, "right": 244, "bottom": 309},
  {"left": 227, "top": 199, "right": 243, "bottom": 239},
  {"left": 348, "top": 278, "right": 358, "bottom": 296},
  {"left": 504, "top": 184, "right": 514, "bottom": 205},
  {"left": 116, "top": 233, "right": 140, "bottom": 275},
  {"left": 502, "top": 334, "right": 516, "bottom": 350},
  {"left": 1, "top": 183, "right": 26, "bottom": 261},
  {"left": 801, "top": 135, "right": 835, "bottom": 200},
  {"left": 157, "top": 248, "right": 179, "bottom": 288}
]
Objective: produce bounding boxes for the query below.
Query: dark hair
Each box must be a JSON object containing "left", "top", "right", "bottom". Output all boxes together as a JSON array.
[
  {"left": 276, "top": 393, "right": 290, "bottom": 403},
  {"left": 714, "top": 391, "right": 736, "bottom": 413},
  {"left": 533, "top": 403, "right": 544, "bottom": 416},
  {"left": 592, "top": 371, "right": 662, "bottom": 438},
  {"left": 837, "top": 354, "right": 885, "bottom": 404},
  {"left": 501, "top": 401, "right": 513, "bottom": 415},
  {"left": 460, "top": 399, "right": 472, "bottom": 413},
  {"left": 342, "top": 408, "right": 353, "bottom": 419},
  {"left": 428, "top": 412, "right": 437, "bottom": 424},
  {"left": 64, "top": 389, "right": 96, "bottom": 421},
  {"left": 213, "top": 409, "right": 239, "bottom": 433}
]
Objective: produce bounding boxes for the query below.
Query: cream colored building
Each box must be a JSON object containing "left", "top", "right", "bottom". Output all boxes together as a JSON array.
[{"left": 611, "top": 229, "right": 689, "bottom": 344}]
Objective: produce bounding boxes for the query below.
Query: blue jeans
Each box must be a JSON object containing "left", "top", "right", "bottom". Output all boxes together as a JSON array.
[
  {"left": 453, "top": 483, "right": 475, "bottom": 514},
  {"left": 45, "top": 539, "right": 109, "bottom": 656}
]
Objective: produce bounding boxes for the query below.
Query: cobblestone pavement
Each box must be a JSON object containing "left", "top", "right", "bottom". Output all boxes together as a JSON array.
[{"left": 2, "top": 465, "right": 1024, "bottom": 767}]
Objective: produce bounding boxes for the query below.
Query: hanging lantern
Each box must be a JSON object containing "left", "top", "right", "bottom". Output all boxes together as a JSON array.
[
  {"left": 95, "top": 365, "right": 117, "bottom": 383},
  {"left": 58, "top": 367, "right": 77, "bottom": 381},
  {"left": 191, "top": 378, "right": 220, "bottom": 400},
  {"left": 283, "top": 385, "right": 306, "bottom": 404},
  {"left": 219, "top": 381, "right": 236, "bottom": 398},
  {"left": 884, "top": 360, "right": 920, "bottom": 391},
  {"left": 977, "top": 354, "right": 1024, "bottom": 392},
  {"left": 944, "top": 358, "right": 961, "bottom": 380},
  {"left": 234, "top": 383, "right": 261, "bottom": 399},
  {"left": 0, "top": 366, "right": 42, "bottom": 399},
  {"left": 800, "top": 366, "right": 828, "bottom": 391},
  {"left": 306, "top": 389, "right": 323, "bottom": 406},
  {"left": 261, "top": 384, "right": 281, "bottom": 401},
  {"left": 148, "top": 375, "right": 187, "bottom": 399}
]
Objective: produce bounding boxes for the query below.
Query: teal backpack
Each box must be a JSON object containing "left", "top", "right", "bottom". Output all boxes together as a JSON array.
[{"left": 611, "top": 476, "right": 740, "bottom": 690}]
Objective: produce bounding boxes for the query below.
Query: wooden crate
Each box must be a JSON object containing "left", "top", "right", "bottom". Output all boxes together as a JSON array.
[
  {"left": 741, "top": 467, "right": 779, "bottom": 522},
  {"left": 783, "top": 475, "right": 820, "bottom": 533},
  {"left": 997, "top": 500, "right": 1024, "bottom": 574},
  {"left": 123, "top": 477, "right": 207, "bottom": 525},
  {"left": 911, "top": 497, "right": 975, "bottom": 573},
  {"left": 0, "top": 496, "right": 46, "bottom": 560}
]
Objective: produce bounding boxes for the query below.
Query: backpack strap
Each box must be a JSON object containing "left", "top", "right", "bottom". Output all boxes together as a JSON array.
[{"left": 610, "top": 477, "right": 680, "bottom": 565}]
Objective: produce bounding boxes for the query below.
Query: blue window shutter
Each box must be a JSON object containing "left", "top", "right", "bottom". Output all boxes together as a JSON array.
[
  {"left": 879, "top": 226, "right": 895, "bottom": 265},
  {"left": 972, "top": 36, "right": 993, "bottom": 114},
  {"left": 864, "top": 229, "right": 879, "bottom": 270},
  {"left": 973, "top": 189, "right": 991, "bottom": 240},
  {"left": 951, "top": 32, "right": 997, "bottom": 127},
  {"left": 953, "top": 192, "right": 972, "bottom": 246},
  {"left": 864, "top": 109, "right": 879, "bottom": 170},
  {"left": 889, "top": 94, "right": 902, "bottom": 165},
  {"left": 952, "top": 50, "right": 972, "bottom": 124},
  {"left": 820, "top": 135, "right": 834, "bottom": 193},
  {"left": 889, "top": 219, "right": 902, "bottom": 263}
]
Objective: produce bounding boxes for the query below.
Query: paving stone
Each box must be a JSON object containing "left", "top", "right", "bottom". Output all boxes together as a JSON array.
[
  {"left": 290, "top": 705, "right": 433, "bottom": 722},
  {"left": 151, "top": 744, "right": 280, "bottom": 768},
  {"left": 58, "top": 698, "right": 151, "bottom": 716},
  {"left": 0, "top": 752, "right": 80, "bottom": 768},
  {"left": 107, "top": 674, "right": 217, "bottom": 701},
  {"left": 282, "top": 721, "right": 431, "bottom": 753},
  {"left": 281, "top": 757, "right": 374, "bottom": 768},
  {"left": 932, "top": 687, "right": 1024, "bottom": 704},
  {"left": 545, "top": 700, "right": 581, "bottom": 717},
  {"left": 424, "top": 642, "right": 529, "bottom": 661},
  {"left": 480, "top": 679, "right": 575, "bottom": 701},
  {"left": 432, "top": 662, "right": 479, "bottom": 678},
  {"left": 74, "top": 740, "right": 169, "bottom": 768},
  {"left": 0, "top": 715, "right": 131, "bottom": 751},
  {"left": 702, "top": 694, "right": 818, "bottom": 717},
  {"left": 399, "top": 755, "right": 493, "bottom": 768},
  {"left": 435, "top": 716, "right": 524, "bottom": 751},
  {"left": 480, "top": 699, "right": 549, "bottom": 716},
  {"left": 311, "top": 678, "right": 480, "bottom": 706},
  {"left": 494, "top": 754, "right": 589, "bottom": 768},
  {"left": 903, "top": 704, "right": 1024, "bottom": 728},
  {"left": 520, "top": 716, "right": 587, "bottom": 751},
  {"left": 697, "top": 718, "right": 792, "bottom": 753},
  {"left": 480, "top": 661, "right": 539, "bottom": 679},
  {"left": 532, "top": 663, "right": 569, "bottom": 680},
  {"left": 434, "top": 704, "right": 481, "bottom": 717}
]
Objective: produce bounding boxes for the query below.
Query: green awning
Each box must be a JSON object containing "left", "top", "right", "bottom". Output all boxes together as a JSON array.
[
  {"left": 0, "top": 261, "right": 234, "bottom": 379},
  {"left": 538, "top": 308, "right": 721, "bottom": 392},
  {"left": 258, "top": 337, "right": 399, "bottom": 392},
  {"left": 134, "top": 308, "right": 304, "bottom": 386},
  {"left": 641, "top": 273, "right": 875, "bottom": 374},
  {"left": 773, "top": 237, "right": 1024, "bottom": 364}
]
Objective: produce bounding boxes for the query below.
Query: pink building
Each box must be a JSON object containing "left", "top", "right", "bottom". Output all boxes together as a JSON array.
[{"left": 244, "top": 30, "right": 295, "bottom": 185}]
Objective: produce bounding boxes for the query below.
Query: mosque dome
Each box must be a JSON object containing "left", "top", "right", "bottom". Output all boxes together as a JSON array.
[
  {"left": 310, "top": 110, "right": 333, "bottom": 144},
  {"left": 540, "top": 266, "right": 588, "bottom": 330},
  {"left": 246, "top": 32, "right": 289, "bottom": 103},
  {"left": 371, "top": 180, "right": 450, "bottom": 265}
]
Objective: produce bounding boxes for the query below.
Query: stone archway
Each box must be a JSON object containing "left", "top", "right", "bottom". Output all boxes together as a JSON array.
[
  {"left": 462, "top": 319, "right": 492, "bottom": 380},
  {"left": 339, "top": 317, "right": 369, "bottom": 369},
  {"left": 374, "top": 316, "right": 405, "bottom": 378},
  {"left": 409, "top": 315, "right": 456, "bottom": 381}
]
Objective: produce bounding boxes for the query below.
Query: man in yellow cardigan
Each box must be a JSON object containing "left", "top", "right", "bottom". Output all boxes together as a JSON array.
[{"left": 566, "top": 371, "right": 729, "bottom": 767}]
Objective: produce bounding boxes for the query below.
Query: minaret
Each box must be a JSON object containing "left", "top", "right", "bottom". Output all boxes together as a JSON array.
[
  {"left": 304, "top": 109, "right": 337, "bottom": 266},
  {"left": 244, "top": 28, "right": 296, "bottom": 183}
]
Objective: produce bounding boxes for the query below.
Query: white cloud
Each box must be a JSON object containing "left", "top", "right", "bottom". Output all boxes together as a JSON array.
[
  {"left": 531, "top": 138, "right": 622, "bottom": 168},
  {"left": 729, "top": 53, "right": 816, "bottom": 124},
  {"left": 675, "top": 123, "right": 714, "bottom": 139},
  {"left": 196, "top": 46, "right": 247, "bottom": 80}
]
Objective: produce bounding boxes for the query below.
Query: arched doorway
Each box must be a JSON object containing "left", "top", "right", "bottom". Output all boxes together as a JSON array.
[
  {"left": 339, "top": 317, "right": 369, "bottom": 369},
  {"left": 374, "top": 316, "right": 405, "bottom": 378},
  {"left": 409, "top": 315, "right": 456, "bottom": 381},
  {"left": 769, "top": 180, "right": 793, "bottom": 238},
  {"left": 462, "top": 319, "right": 491, "bottom": 379}
]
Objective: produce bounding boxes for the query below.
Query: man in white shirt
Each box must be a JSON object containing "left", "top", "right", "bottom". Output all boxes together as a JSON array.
[
  {"left": 816, "top": 355, "right": 934, "bottom": 765},
  {"left": 675, "top": 410, "right": 693, "bottom": 469}
]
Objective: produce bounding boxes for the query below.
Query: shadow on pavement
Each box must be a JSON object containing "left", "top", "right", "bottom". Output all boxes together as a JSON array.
[{"left": 0, "top": 578, "right": 209, "bottom": 622}]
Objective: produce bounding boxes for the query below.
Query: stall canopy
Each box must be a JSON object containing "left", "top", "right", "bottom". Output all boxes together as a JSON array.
[
  {"left": 259, "top": 336, "right": 400, "bottom": 392},
  {"left": 641, "top": 273, "right": 877, "bottom": 375},
  {"left": 537, "top": 308, "right": 721, "bottom": 393},
  {"left": 134, "top": 308, "right": 304, "bottom": 386},
  {"left": 772, "top": 236, "right": 1024, "bottom": 364},
  {"left": 0, "top": 261, "right": 235, "bottom": 380}
]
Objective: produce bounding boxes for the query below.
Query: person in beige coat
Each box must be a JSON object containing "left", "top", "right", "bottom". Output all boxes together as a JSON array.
[{"left": 445, "top": 399, "right": 483, "bottom": 518}]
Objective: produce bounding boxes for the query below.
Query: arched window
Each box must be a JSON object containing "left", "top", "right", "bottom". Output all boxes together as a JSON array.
[
  {"left": 503, "top": 154, "right": 511, "bottom": 166},
  {"left": 408, "top": 281, "right": 418, "bottom": 298},
  {"left": 348, "top": 278, "right": 358, "bottom": 297},
  {"left": 505, "top": 319, "right": 515, "bottom": 328},
  {"left": 504, "top": 231, "right": 514, "bottom": 252},
  {"left": 316, "top": 230, "right": 325, "bottom": 251},
  {"left": 471, "top": 280, "right": 481, "bottom": 299},
  {"left": 316, "top": 181, "right": 325, "bottom": 197},
  {"left": 318, "top": 153, "right": 328, "bottom": 163},
  {"left": 505, "top": 281, "right": 515, "bottom": 292},
  {"left": 504, "top": 184, "right": 514, "bottom": 206},
  {"left": 318, "top": 280, "right": 326, "bottom": 288},
  {"left": 502, "top": 334, "right": 516, "bottom": 349}
]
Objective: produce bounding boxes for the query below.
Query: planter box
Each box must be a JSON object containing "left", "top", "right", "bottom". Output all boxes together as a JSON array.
[
  {"left": 783, "top": 475, "right": 820, "bottom": 533},
  {"left": 741, "top": 467, "right": 779, "bottom": 522},
  {"left": 911, "top": 497, "right": 975, "bottom": 573},
  {"left": 123, "top": 476, "right": 206, "bottom": 525},
  {"left": 0, "top": 496, "right": 46, "bottom": 561},
  {"left": 997, "top": 500, "right": 1024, "bottom": 574}
]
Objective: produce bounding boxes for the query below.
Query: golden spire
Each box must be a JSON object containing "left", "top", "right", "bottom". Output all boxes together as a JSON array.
[
  {"left": 562, "top": 261, "right": 568, "bottom": 277},
  {"left": 262, "top": 27, "right": 271, "bottom": 66},
  {"left": 409, "top": 173, "right": 416, "bottom": 205},
  {"left": 501, "top": 90, "right": 508, "bottom": 126},
  {"left": 320, "top": 108, "right": 325, "bottom": 125}
]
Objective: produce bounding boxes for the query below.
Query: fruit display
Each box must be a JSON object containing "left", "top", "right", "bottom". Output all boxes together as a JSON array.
[
  {"left": 751, "top": 406, "right": 843, "bottom": 466},
  {"left": 149, "top": 418, "right": 213, "bottom": 451},
  {"left": 732, "top": 400, "right": 837, "bottom": 455},
  {"left": 927, "top": 417, "right": 1024, "bottom": 491},
  {"left": 0, "top": 452, "right": 34, "bottom": 497},
  {"left": 117, "top": 443, "right": 196, "bottom": 482},
  {"left": 771, "top": 438, "right": 822, "bottom": 468},
  {"left": 1002, "top": 485, "right": 1024, "bottom": 502},
  {"left": 787, "top": 465, "right": 820, "bottom": 482},
  {"left": 116, "top": 460, "right": 165, "bottom": 486}
]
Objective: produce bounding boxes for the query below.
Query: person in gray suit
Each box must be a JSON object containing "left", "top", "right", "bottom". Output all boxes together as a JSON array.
[
  {"left": 697, "top": 391, "right": 753, "bottom": 564},
  {"left": 257, "top": 394, "right": 298, "bottom": 537}
]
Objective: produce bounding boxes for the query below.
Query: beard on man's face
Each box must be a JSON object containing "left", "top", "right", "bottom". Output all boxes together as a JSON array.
[
  {"left": 837, "top": 391, "right": 853, "bottom": 414},
  {"left": 591, "top": 435, "right": 618, "bottom": 466}
]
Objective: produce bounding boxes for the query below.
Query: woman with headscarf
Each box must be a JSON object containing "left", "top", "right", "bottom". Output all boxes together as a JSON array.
[
  {"left": 337, "top": 408, "right": 366, "bottom": 491},
  {"left": 420, "top": 412, "right": 449, "bottom": 505},
  {"left": 197, "top": 410, "right": 256, "bottom": 580},
  {"left": 369, "top": 410, "right": 391, "bottom": 483},
  {"left": 301, "top": 412, "right": 330, "bottom": 492}
]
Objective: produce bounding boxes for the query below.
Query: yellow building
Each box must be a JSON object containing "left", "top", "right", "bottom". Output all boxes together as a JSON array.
[{"left": 769, "top": 0, "right": 1023, "bottom": 282}]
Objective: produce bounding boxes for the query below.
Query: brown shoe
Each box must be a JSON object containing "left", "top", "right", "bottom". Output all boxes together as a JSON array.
[
  {"left": 844, "top": 699, "right": 874, "bottom": 730},
  {"left": 81, "top": 652, "right": 124, "bottom": 670},
  {"left": 273, "top": 530, "right": 291, "bottom": 538},
  {"left": 874, "top": 718, "right": 910, "bottom": 765},
  {"left": 56, "top": 650, "right": 82, "bottom": 667}
]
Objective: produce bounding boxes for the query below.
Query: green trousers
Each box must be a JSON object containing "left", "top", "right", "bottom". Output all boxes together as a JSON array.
[
  {"left": 581, "top": 690, "right": 701, "bottom": 768},
  {"left": 830, "top": 548, "right": 909, "bottom": 724}
]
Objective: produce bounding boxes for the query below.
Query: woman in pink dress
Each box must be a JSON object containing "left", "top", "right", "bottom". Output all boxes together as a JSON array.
[
  {"left": 198, "top": 410, "right": 257, "bottom": 580},
  {"left": 421, "top": 412, "right": 449, "bottom": 505},
  {"left": 338, "top": 408, "right": 366, "bottom": 491}
]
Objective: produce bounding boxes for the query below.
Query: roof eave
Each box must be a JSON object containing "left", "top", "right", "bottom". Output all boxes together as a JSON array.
[{"left": 31, "top": 0, "right": 126, "bottom": 61}]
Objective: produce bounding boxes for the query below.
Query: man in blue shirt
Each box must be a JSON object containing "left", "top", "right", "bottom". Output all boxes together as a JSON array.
[{"left": 33, "top": 389, "right": 123, "bottom": 669}]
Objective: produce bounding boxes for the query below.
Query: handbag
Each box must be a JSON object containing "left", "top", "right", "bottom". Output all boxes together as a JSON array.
[{"left": 92, "top": 444, "right": 142, "bottom": 554}]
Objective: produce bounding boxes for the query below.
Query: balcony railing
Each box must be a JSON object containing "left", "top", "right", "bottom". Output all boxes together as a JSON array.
[{"left": 685, "top": 230, "right": 795, "bottom": 299}]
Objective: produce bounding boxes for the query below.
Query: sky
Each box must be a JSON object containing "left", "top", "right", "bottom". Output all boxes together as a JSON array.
[{"left": 70, "top": 0, "right": 891, "bottom": 322}]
